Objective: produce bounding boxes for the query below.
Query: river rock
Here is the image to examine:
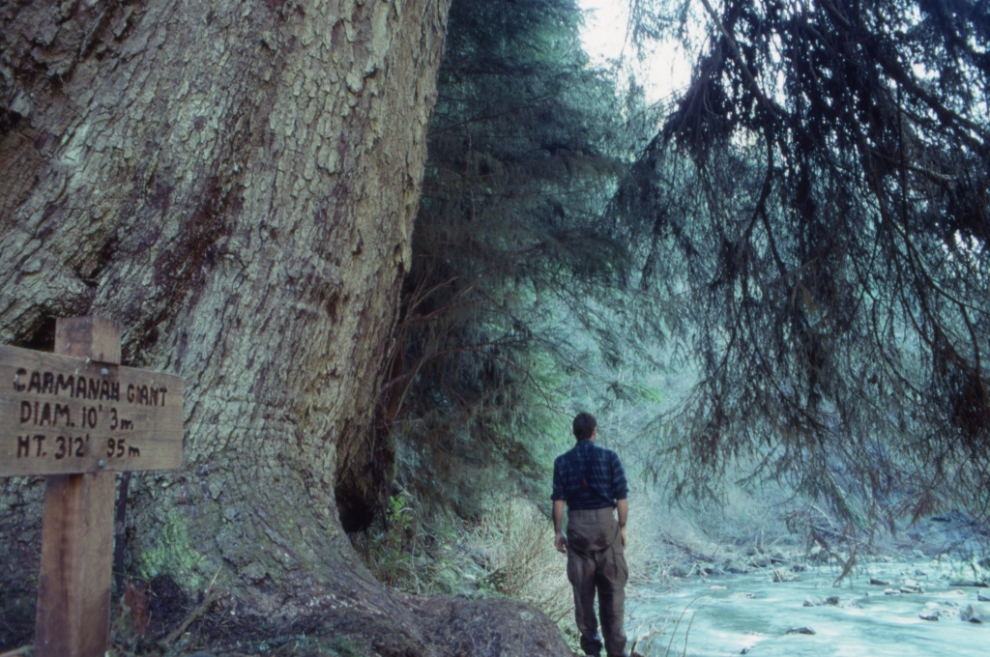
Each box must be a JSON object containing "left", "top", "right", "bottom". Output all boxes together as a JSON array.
[
  {"left": 900, "top": 579, "right": 925, "bottom": 594},
  {"left": 772, "top": 568, "right": 801, "bottom": 583},
  {"left": 869, "top": 578, "right": 890, "bottom": 586},
  {"left": 884, "top": 588, "right": 901, "bottom": 596},
  {"left": 785, "top": 627, "right": 816, "bottom": 635},
  {"left": 803, "top": 596, "right": 839, "bottom": 607},
  {"left": 978, "top": 592, "right": 990, "bottom": 602},
  {"left": 960, "top": 603, "right": 990, "bottom": 623},
  {"left": 919, "top": 602, "right": 943, "bottom": 621}
]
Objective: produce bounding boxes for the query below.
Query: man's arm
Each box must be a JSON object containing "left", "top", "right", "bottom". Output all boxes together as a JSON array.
[
  {"left": 616, "top": 497, "right": 628, "bottom": 549},
  {"left": 553, "top": 499, "right": 567, "bottom": 554}
]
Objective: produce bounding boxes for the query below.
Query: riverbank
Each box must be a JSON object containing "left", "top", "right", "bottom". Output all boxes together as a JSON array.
[{"left": 627, "top": 557, "right": 990, "bottom": 657}]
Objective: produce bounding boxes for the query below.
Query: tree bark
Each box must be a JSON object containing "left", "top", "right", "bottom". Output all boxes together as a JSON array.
[{"left": 0, "top": 1, "right": 571, "bottom": 653}]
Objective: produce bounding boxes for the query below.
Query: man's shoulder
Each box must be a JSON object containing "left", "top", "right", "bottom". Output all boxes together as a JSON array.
[
  {"left": 593, "top": 443, "right": 618, "bottom": 457},
  {"left": 554, "top": 444, "right": 582, "bottom": 465},
  {"left": 597, "top": 445, "right": 623, "bottom": 464}
]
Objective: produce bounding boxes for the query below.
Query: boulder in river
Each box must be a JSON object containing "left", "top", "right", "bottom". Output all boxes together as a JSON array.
[
  {"left": 803, "top": 596, "right": 840, "bottom": 607},
  {"left": 978, "top": 592, "right": 990, "bottom": 603},
  {"left": 869, "top": 578, "right": 890, "bottom": 586},
  {"left": 919, "top": 602, "right": 943, "bottom": 621},
  {"left": 960, "top": 603, "right": 990, "bottom": 623},
  {"left": 884, "top": 588, "right": 901, "bottom": 596},
  {"left": 899, "top": 579, "right": 925, "bottom": 594},
  {"left": 785, "top": 627, "right": 816, "bottom": 635}
]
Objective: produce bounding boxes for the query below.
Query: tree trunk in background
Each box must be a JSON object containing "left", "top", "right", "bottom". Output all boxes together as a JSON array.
[{"left": 0, "top": 0, "right": 563, "bottom": 651}]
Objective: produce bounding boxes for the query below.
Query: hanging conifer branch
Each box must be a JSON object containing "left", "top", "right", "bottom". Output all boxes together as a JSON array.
[{"left": 618, "top": 0, "right": 990, "bottom": 524}]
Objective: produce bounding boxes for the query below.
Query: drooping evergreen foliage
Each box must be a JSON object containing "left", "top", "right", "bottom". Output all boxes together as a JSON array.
[
  {"left": 620, "top": 0, "right": 990, "bottom": 522},
  {"left": 372, "top": 0, "right": 642, "bottom": 524}
]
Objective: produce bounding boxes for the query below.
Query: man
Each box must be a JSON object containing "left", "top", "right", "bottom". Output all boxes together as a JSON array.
[{"left": 552, "top": 412, "right": 629, "bottom": 657}]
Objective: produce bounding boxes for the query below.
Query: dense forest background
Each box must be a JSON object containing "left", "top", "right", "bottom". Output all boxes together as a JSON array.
[{"left": 348, "top": 0, "right": 990, "bottom": 625}]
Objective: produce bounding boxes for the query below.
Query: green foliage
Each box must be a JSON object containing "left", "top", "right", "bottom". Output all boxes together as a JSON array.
[
  {"left": 619, "top": 0, "right": 990, "bottom": 522},
  {"left": 375, "top": 0, "right": 662, "bottom": 528}
]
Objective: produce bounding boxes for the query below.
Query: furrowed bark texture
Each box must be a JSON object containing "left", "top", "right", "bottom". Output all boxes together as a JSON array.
[{"left": 0, "top": 1, "right": 573, "bottom": 652}]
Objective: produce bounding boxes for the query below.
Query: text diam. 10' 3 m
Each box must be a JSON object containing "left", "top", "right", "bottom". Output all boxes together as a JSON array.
[{"left": 1, "top": 344, "right": 183, "bottom": 477}]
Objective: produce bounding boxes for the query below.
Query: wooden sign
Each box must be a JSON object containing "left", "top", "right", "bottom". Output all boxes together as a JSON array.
[
  {"left": 0, "top": 344, "right": 183, "bottom": 476},
  {"left": 0, "top": 316, "right": 184, "bottom": 657}
]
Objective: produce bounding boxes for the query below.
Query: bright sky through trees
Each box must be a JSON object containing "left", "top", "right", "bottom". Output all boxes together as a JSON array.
[{"left": 578, "top": 0, "right": 692, "bottom": 101}]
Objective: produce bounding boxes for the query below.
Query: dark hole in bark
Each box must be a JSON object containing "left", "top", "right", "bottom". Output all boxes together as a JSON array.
[
  {"left": 12, "top": 315, "right": 57, "bottom": 351},
  {"left": 336, "top": 482, "right": 379, "bottom": 533},
  {"left": 82, "top": 237, "right": 119, "bottom": 287},
  {"left": 0, "top": 108, "right": 22, "bottom": 137}
]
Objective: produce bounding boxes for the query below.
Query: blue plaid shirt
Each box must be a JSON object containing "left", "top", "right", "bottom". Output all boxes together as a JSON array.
[{"left": 551, "top": 439, "right": 628, "bottom": 510}]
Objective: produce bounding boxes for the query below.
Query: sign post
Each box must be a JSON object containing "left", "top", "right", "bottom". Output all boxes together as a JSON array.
[{"left": 0, "top": 316, "right": 183, "bottom": 657}]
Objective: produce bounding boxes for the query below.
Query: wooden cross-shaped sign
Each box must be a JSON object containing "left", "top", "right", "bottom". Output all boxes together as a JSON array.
[{"left": 1, "top": 316, "right": 183, "bottom": 657}]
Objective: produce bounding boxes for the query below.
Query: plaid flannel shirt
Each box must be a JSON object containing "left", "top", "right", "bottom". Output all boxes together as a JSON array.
[{"left": 551, "top": 439, "right": 628, "bottom": 510}]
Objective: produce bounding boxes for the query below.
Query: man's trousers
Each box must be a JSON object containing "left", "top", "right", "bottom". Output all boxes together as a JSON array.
[{"left": 566, "top": 506, "right": 627, "bottom": 657}]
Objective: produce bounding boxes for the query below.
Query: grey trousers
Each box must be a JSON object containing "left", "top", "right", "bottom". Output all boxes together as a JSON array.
[{"left": 566, "top": 507, "right": 627, "bottom": 656}]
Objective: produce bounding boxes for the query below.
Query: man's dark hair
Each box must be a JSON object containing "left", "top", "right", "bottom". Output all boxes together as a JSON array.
[{"left": 573, "top": 412, "right": 597, "bottom": 441}]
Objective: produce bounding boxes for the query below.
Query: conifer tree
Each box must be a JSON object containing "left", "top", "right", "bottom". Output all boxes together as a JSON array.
[
  {"left": 619, "top": 0, "right": 990, "bottom": 522},
  {"left": 349, "top": 0, "right": 639, "bottom": 526}
]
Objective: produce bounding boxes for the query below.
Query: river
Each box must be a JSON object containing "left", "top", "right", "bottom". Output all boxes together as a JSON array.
[{"left": 627, "top": 559, "right": 988, "bottom": 656}]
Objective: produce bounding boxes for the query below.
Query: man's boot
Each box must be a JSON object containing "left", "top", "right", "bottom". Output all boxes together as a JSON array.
[{"left": 580, "top": 632, "right": 604, "bottom": 656}]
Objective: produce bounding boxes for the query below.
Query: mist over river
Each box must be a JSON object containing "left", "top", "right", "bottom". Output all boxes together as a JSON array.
[{"left": 627, "top": 560, "right": 988, "bottom": 657}]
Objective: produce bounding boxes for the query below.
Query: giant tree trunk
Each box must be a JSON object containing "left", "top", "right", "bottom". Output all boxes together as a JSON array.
[{"left": 0, "top": 1, "right": 571, "bottom": 654}]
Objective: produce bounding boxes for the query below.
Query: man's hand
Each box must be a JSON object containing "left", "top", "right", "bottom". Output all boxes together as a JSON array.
[
  {"left": 617, "top": 498, "right": 628, "bottom": 549},
  {"left": 552, "top": 499, "right": 567, "bottom": 555}
]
